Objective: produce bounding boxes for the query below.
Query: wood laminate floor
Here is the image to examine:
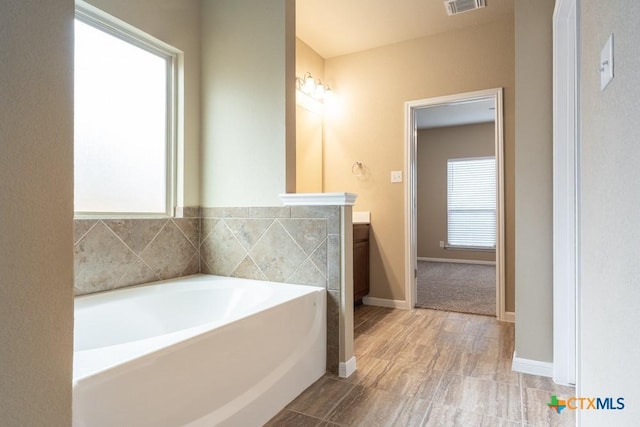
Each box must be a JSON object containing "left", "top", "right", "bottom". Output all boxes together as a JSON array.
[{"left": 266, "top": 305, "right": 575, "bottom": 427}]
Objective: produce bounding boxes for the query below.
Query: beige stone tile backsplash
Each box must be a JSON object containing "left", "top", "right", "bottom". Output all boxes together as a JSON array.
[
  {"left": 199, "top": 206, "right": 341, "bottom": 292},
  {"left": 199, "top": 220, "right": 247, "bottom": 276},
  {"left": 73, "top": 205, "right": 342, "bottom": 294},
  {"left": 246, "top": 221, "right": 309, "bottom": 282},
  {"left": 73, "top": 218, "right": 200, "bottom": 295}
]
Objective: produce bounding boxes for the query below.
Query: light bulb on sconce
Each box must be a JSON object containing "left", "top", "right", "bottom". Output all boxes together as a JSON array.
[
  {"left": 303, "top": 73, "right": 316, "bottom": 93},
  {"left": 296, "top": 72, "right": 331, "bottom": 102},
  {"left": 324, "top": 86, "right": 333, "bottom": 101}
]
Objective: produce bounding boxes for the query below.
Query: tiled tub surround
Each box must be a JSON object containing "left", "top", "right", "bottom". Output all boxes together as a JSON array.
[
  {"left": 74, "top": 209, "right": 200, "bottom": 295},
  {"left": 199, "top": 207, "right": 335, "bottom": 286},
  {"left": 73, "top": 199, "right": 354, "bottom": 375},
  {"left": 200, "top": 205, "right": 350, "bottom": 375}
]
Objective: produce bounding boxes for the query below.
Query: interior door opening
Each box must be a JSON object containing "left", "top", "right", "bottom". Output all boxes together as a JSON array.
[
  {"left": 404, "top": 88, "right": 508, "bottom": 321},
  {"left": 416, "top": 123, "right": 497, "bottom": 316}
]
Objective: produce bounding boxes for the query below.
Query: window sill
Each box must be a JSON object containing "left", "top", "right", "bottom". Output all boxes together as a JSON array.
[{"left": 444, "top": 244, "right": 496, "bottom": 253}]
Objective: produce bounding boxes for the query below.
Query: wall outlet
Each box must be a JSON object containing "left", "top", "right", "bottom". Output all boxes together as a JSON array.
[
  {"left": 439, "top": 240, "right": 445, "bottom": 248},
  {"left": 391, "top": 170, "right": 402, "bottom": 183}
]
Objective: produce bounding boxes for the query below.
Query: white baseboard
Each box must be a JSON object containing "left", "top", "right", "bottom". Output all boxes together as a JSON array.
[
  {"left": 339, "top": 356, "right": 357, "bottom": 378},
  {"left": 362, "top": 296, "right": 410, "bottom": 310},
  {"left": 511, "top": 352, "right": 553, "bottom": 377},
  {"left": 502, "top": 311, "right": 515, "bottom": 323},
  {"left": 417, "top": 257, "right": 496, "bottom": 266}
]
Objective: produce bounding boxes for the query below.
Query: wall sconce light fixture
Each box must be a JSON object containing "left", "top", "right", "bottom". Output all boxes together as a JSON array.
[{"left": 296, "top": 72, "right": 332, "bottom": 102}]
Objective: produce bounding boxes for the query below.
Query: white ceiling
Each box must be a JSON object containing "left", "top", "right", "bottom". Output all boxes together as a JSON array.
[
  {"left": 415, "top": 98, "right": 495, "bottom": 129},
  {"left": 296, "top": 0, "right": 514, "bottom": 59}
]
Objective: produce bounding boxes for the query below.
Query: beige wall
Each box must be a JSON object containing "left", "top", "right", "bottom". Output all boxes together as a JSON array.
[
  {"left": 201, "top": 0, "right": 296, "bottom": 207},
  {"left": 580, "top": 1, "right": 640, "bottom": 424},
  {"left": 323, "top": 16, "right": 515, "bottom": 311},
  {"left": 513, "top": 0, "right": 554, "bottom": 363},
  {"left": 0, "top": 1, "right": 74, "bottom": 425},
  {"left": 296, "top": 37, "right": 324, "bottom": 83},
  {"left": 85, "top": 0, "right": 202, "bottom": 208},
  {"left": 417, "top": 123, "right": 496, "bottom": 262},
  {"left": 296, "top": 105, "right": 324, "bottom": 192},
  {"left": 295, "top": 38, "right": 324, "bottom": 193}
]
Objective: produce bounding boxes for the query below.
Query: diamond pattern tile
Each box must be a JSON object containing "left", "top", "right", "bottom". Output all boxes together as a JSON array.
[
  {"left": 224, "top": 218, "right": 274, "bottom": 251},
  {"left": 287, "top": 259, "right": 327, "bottom": 288},
  {"left": 74, "top": 219, "right": 97, "bottom": 245},
  {"left": 231, "top": 256, "right": 267, "bottom": 281},
  {"left": 200, "top": 218, "right": 219, "bottom": 242},
  {"left": 279, "top": 218, "right": 327, "bottom": 255},
  {"left": 173, "top": 218, "right": 200, "bottom": 248},
  {"left": 200, "top": 220, "right": 247, "bottom": 276},
  {"left": 103, "top": 219, "right": 166, "bottom": 253},
  {"left": 74, "top": 208, "right": 337, "bottom": 301},
  {"left": 74, "top": 221, "right": 138, "bottom": 295},
  {"left": 310, "top": 238, "right": 328, "bottom": 277},
  {"left": 250, "top": 221, "right": 307, "bottom": 282},
  {"left": 116, "top": 259, "right": 160, "bottom": 290},
  {"left": 141, "top": 221, "right": 197, "bottom": 280},
  {"left": 181, "top": 253, "right": 200, "bottom": 276}
]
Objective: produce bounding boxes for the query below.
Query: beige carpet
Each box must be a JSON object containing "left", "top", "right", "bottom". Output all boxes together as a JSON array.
[{"left": 415, "top": 261, "right": 495, "bottom": 316}]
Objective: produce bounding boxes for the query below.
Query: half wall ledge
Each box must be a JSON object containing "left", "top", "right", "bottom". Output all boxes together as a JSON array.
[
  {"left": 279, "top": 192, "right": 357, "bottom": 206},
  {"left": 280, "top": 192, "right": 357, "bottom": 378}
]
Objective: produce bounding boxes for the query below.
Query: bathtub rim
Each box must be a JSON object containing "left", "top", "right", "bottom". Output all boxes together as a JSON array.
[{"left": 73, "top": 274, "right": 325, "bottom": 385}]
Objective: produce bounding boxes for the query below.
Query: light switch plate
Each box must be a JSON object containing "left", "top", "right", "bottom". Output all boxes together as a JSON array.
[
  {"left": 600, "top": 34, "right": 614, "bottom": 91},
  {"left": 391, "top": 170, "right": 402, "bottom": 183}
]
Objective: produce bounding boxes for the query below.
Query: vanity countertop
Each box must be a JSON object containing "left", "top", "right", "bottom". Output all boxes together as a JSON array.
[{"left": 353, "top": 211, "right": 370, "bottom": 224}]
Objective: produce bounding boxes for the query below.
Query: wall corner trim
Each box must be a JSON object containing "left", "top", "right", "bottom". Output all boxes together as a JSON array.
[
  {"left": 362, "top": 296, "right": 410, "bottom": 310},
  {"left": 339, "top": 356, "right": 357, "bottom": 378},
  {"left": 512, "top": 352, "right": 553, "bottom": 378},
  {"left": 503, "top": 311, "right": 515, "bottom": 323}
]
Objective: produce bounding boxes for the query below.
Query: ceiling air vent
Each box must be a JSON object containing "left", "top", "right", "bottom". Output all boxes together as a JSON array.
[{"left": 444, "top": 0, "right": 486, "bottom": 16}]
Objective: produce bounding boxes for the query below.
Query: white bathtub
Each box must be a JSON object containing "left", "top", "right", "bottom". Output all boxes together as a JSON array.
[{"left": 73, "top": 275, "right": 326, "bottom": 427}]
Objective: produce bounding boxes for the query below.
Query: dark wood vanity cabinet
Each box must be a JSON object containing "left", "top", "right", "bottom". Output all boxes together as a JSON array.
[{"left": 353, "top": 223, "right": 370, "bottom": 305}]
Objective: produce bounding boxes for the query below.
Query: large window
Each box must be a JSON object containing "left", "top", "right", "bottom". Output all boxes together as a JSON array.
[
  {"left": 74, "top": 8, "right": 176, "bottom": 215},
  {"left": 447, "top": 157, "right": 496, "bottom": 249}
]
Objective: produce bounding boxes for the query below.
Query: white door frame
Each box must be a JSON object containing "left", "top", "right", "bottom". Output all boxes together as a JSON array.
[
  {"left": 552, "top": 0, "right": 579, "bottom": 387},
  {"left": 404, "top": 88, "right": 507, "bottom": 321}
]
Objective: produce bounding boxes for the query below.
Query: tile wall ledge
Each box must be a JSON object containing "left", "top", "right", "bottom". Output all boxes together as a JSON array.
[{"left": 279, "top": 192, "right": 358, "bottom": 206}]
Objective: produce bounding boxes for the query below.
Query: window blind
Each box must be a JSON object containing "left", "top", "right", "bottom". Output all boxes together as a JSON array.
[{"left": 447, "top": 157, "right": 496, "bottom": 248}]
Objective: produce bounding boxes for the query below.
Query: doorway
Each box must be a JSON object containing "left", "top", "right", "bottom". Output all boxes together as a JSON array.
[{"left": 404, "top": 88, "right": 507, "bottom": 321}]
